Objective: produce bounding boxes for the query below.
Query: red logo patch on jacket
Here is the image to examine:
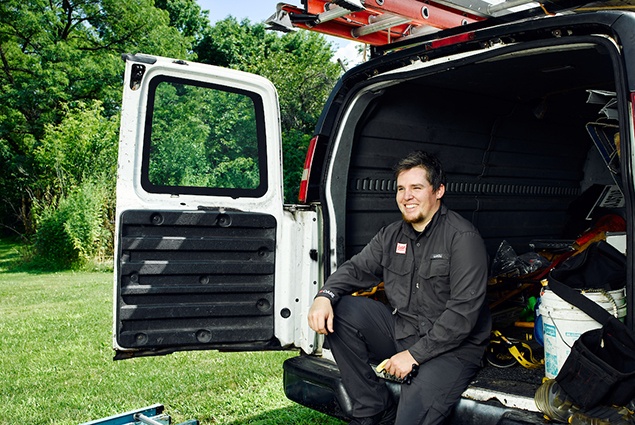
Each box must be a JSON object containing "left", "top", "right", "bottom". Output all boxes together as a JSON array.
[{"left": 396, "top": 243, "right": 407, "bottom": 254}]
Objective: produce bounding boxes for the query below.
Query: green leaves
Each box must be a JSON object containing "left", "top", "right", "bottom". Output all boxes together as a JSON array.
[
  {"left": 34, "top": 101, "right": 117, "bottom": 192},
  {"left": 1, "top": 4, "right": 343, "bottom": 267},
  {"left": 0, "top": 0, "right": 192, "bottom": 243},
  {"left": 196, "top": 18, "right": 342, "bottom": 201}
]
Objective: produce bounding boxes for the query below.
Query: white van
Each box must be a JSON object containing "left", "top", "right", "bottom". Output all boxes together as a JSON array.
[{"left": 112, "top": 7, "right": 634, "bottom": 423}]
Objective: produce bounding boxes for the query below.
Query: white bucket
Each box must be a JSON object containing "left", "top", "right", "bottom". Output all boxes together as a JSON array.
[{"left": 538, "top": 287, "right": 627, "bottom": 379}]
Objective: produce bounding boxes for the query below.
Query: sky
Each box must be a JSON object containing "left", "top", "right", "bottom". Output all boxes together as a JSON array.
[
  {"left": 200, "top": 0, "right": 283, "bottom": 24},
  {"left": 196, "top": 0, "right": 363, "bottom": 66}
]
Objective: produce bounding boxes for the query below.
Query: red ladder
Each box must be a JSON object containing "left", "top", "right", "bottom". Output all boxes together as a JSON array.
[{"left": 266, "top": 0, "right": 489, "bottom": 46}]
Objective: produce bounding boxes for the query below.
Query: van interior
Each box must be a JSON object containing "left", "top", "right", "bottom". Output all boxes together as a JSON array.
[{"left": 330, "top": 35, "right": 627, "bottom": 397}]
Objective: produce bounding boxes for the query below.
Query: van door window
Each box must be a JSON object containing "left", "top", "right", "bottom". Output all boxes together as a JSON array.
[{"left": 141, "top": 76, "right": 268, "bottom": 197}]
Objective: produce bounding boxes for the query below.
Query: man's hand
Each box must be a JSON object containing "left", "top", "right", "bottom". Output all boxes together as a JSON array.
[
  {"left": 383, "top": 350, "right": 419, "bottom": 379},
  {"left": 307, "top": 297, "right": 335, "bottom": 335}
]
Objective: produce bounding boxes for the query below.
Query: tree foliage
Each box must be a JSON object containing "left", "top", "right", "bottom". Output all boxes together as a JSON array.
[
  {"left": 196, "top": 18, "right": 342, "bottom": 201},
  {"left": 154, "top": 0, "right": 210, "bottom": 40},
  {"left": 28, "top": 101, "right": 117, "bottom": 269},
  {"left": 0, "top": 0, "right": 190, "bottom": 237},
  {"left": 147, "top": 81, "right": 260, "bottom": 189},
  {"left": 33, "top": 101, "right": 118, "bottom": 195},
  {"left": 0, "top": 3, "right": 341, "bottom": 269}
]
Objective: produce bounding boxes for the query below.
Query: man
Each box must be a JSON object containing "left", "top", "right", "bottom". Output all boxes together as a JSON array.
[{"left": 308, "top": 151, "right": 491, "bottom": 425}]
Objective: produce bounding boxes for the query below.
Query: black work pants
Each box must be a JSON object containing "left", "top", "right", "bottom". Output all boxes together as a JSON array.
[{"left": 326, "top": 295, "right": 481, "bottom": 425}]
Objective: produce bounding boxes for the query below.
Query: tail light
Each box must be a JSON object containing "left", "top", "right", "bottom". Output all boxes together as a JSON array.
[{"left": 298, "top": 135, "right": 319, "bottom": 203}]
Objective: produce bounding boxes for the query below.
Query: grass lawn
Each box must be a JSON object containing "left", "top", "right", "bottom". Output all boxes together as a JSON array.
[{"left": 0, "top": 239, "right": 343, "bottom": 424}]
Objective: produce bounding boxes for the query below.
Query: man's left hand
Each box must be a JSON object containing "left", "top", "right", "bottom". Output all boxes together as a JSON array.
[{"left": 384, "top": 350, "right": 419, "bottom": 379}]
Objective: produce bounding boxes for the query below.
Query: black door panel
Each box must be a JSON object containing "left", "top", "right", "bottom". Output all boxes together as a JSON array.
[{"left": 114, "top": 209, "right": 278, "bottom": 357}]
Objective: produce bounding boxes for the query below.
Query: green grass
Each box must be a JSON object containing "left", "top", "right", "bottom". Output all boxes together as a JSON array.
[{"left": 0, "top": 239, "right": 344, "bottom": 424}]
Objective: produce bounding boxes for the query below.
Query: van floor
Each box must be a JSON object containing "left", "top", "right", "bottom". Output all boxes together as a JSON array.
[
  {"left": 473, "top": 362, "right": 544, "bottom": 398},
  {"left": 472, "top": 324, "right": 545, "bottom": 400}
]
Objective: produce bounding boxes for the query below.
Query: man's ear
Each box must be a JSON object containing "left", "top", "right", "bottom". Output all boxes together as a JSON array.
[{"left": 436, "top": 184, "right": 446, "bottom": 199}]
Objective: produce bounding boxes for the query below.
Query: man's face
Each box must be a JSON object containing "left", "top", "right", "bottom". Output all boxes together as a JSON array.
[{"left": 396, "top": 167, "right": 445, "bottom": 232}]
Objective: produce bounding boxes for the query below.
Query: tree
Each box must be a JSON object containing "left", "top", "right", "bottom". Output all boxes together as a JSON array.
[
  {"left": 33, "top": 101, "right": 118, "bottom": 194},
  {"left": 195, "top": 18, "right": 342, "bottom": 201},
  {"left": 154, "top": 0, "right": 210, "bottom": 41},
  {"left": 0, "top": 6, "right": 342, "bottom": 269},
  {"left": 0, "top": 0, "right": 191, "bottom": 237}
]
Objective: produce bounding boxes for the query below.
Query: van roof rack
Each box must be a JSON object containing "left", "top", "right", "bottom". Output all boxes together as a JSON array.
[{"left": 266, "top": 0, "right": 635, "bottom": 46}]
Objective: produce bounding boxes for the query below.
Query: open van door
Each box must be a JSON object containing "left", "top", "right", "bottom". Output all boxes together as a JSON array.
[{"left": 113, "top": 54, "right": 295, "bottom": 359}]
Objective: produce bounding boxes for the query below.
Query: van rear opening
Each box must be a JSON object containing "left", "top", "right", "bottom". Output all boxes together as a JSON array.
[
  {"left": 339, "top": 32, "right": 624, "bottom": 394},
  {"left": 290, "top": 30, "right": 629, "bottom": 423}
]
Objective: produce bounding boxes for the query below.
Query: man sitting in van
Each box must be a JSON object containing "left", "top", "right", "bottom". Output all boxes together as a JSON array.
[{"left": 308, "top": 151, "right": 491, "bottom": 425}]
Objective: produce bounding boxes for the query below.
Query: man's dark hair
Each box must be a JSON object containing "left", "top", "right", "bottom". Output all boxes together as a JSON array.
[{"left": 394, "top": 151, "right": 447, "bottom": 191}]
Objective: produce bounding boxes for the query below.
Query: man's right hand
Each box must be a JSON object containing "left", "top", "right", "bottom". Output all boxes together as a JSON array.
[{"left": 307, "top": 296, "right": 335, "bottom": 335}]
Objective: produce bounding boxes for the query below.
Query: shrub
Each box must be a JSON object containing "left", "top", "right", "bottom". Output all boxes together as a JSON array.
[{"left": 32, "top": 179, "right": 113, "bottom": 270}]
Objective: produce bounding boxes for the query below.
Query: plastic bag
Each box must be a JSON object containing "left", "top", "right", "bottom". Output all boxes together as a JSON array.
[{"left": 491, "top": 240, "right": 549, "bottom": 277}]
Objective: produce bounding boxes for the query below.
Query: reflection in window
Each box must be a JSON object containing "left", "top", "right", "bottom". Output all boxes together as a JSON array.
[{"left": 144, "top": 78, "right": 265, "bottom": 195}]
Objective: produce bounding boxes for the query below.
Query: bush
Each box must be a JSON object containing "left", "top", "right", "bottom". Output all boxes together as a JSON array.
[{"left": 32, "top": 179, "right": 113, "bottom": 270}]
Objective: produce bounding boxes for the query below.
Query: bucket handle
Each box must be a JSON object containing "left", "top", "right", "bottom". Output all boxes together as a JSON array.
[
  {"left": 547, "top": 311, "right": 573, "bottom": 350},
  {"left": 582, "top": 288, "right": 619, "bottom": 318}
]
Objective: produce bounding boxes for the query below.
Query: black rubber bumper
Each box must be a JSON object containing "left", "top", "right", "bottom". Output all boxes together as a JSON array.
[{"left": 283, "top": 355, "right": 546, "bottom": 424}]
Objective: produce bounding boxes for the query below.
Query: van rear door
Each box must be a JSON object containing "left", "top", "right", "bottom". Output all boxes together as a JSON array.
[{"left": 113, "top": 54, "right": 297, "bottom": 359}]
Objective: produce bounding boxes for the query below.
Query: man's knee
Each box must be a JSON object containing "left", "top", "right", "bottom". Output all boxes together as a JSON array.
[
  {"left": 329, "top": 296, "right": 397, "bottom": 359},
  {"left": 332, "top": 295, "right": 379, "bottom": 326},
  {"left": 397, "top": 387, "right": 459, "bottom": 425}
]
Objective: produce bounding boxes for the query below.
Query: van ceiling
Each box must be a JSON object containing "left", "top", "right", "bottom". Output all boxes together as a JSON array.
[{"left": 407, "top": 42, "right": 615, "bottom": 102}]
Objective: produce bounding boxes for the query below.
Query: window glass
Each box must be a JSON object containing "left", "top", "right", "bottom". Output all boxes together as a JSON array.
[{"left": 142, "top": 77, "right": 266, "bottom": 197}]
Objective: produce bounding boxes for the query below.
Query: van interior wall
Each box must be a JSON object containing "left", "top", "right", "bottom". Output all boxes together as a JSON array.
[{"left": 345, "top": 49, "right": 619, "bottom": 263}]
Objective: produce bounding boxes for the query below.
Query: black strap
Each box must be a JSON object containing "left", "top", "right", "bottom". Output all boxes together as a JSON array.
[{"left": 547, "top": 278, "right": 615, "bottom": 326}]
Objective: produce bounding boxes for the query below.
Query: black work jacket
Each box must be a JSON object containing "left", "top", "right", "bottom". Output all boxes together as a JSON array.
[{"left": 317, "top": 204, "right": 491, "bottom": 365}]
